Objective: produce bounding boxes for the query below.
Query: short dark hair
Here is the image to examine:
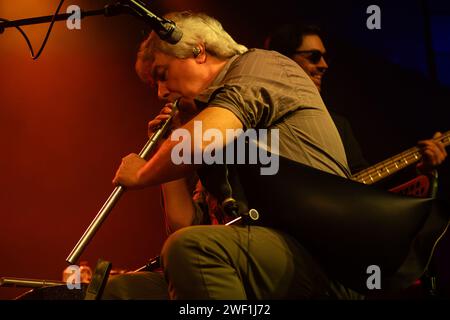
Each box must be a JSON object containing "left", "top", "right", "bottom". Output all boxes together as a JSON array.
[{"left": 265, "top": 23, "right": 322, "bottom": 57}]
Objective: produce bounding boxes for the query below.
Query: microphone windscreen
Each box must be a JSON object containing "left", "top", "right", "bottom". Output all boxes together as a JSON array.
[{"left": 167, "top": 27, "right": 183, "bottom": 44}]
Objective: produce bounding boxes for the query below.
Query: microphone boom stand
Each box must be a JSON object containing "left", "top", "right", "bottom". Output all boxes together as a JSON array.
[{"left": 0, "top": 3, "right": 127, "bottom": 34}]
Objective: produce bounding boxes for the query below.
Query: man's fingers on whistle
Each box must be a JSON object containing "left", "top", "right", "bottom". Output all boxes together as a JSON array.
[
  {"left": 148, "top": 118, "right": 166, "bottom": 129},
  {"left": 122, "top": 153, "right": 138, "bottom": 161},
  {"left": 161, "top": 106, "right": 173, "bottom": 114},
  {"left": 155, "top": 114, "right": 171, "bottom": 121}
]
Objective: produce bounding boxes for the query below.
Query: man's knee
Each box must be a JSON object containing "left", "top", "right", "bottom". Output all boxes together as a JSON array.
[
  {"left": 102, "top": 274, "right": 130, "bottom": 300},
  {"left": 161, "top": 226, "right": 206, "bottom": 267},
  {"left": 101, "top": 272, "right": 168, "bottom": 300},
  {"left": 161, "top": 225, "right": 234, "bottom": 273}
]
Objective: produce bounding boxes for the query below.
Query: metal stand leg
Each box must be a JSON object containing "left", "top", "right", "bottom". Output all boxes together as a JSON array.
[{"left": 133, "top": 255, "right": 161, "bottom": 273}]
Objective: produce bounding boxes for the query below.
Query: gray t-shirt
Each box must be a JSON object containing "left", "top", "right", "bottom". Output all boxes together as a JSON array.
[{"left": 195, "top": 48, "right": 350, "bottom": 178}]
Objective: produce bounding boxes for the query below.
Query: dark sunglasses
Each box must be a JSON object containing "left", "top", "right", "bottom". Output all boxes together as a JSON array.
[{"left": 294, "top": 50, "right": 329, "bottom": 64}]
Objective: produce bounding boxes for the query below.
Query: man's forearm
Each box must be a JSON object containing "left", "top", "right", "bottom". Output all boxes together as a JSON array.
[
  {"left": 161, "top": 178, "right": 196, "bottom": 232},
  {"left": 136, "top": 106, "right": 243, "bottom": 187},
  {"left": 137, "top": 138, "right": 199, "bottom": 186}
]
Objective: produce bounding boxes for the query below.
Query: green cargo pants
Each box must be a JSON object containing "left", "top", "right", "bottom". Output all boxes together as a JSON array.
[{"left": 103, "top": 225, "right": 362, "bottom": 300}]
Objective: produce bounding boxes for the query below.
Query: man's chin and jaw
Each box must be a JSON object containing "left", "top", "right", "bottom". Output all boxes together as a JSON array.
[{"left": 311, "top": 76, "right": 323, "bottom": 91}]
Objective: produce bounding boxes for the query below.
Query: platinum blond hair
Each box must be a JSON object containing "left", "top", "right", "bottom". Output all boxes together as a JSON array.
[{"left": 136, "top": 11, "right": 248, "bottom": 82}]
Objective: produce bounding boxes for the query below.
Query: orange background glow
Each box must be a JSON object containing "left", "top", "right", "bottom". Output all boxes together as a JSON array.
[
  {"left": 2, "top": 0, "right": 450, "bottom": 300},
  {"left": 0, "top": 0, "right": 173, "bottom": 299}
]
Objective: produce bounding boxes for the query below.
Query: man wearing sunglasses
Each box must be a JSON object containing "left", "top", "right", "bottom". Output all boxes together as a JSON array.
[{"left": 265, "top": 23, "right": 446, "bottom": 175}]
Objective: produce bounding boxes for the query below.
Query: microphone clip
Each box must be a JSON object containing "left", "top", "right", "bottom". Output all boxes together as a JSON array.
[
  {"left": 222, "top": 198, "right": 260, "bottom": 225},
  {"left": 120, "top": 0, "right": 182, "bottom": 44}
]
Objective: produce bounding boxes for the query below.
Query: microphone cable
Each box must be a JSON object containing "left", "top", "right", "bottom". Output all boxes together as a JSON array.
[{"left": 0, "top": 0, "right": 65, "bottom": 60}]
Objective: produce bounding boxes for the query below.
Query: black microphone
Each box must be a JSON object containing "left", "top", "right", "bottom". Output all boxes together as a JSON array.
[{"left": 124, "top": 0, "right": 183, "bottom": 44}]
